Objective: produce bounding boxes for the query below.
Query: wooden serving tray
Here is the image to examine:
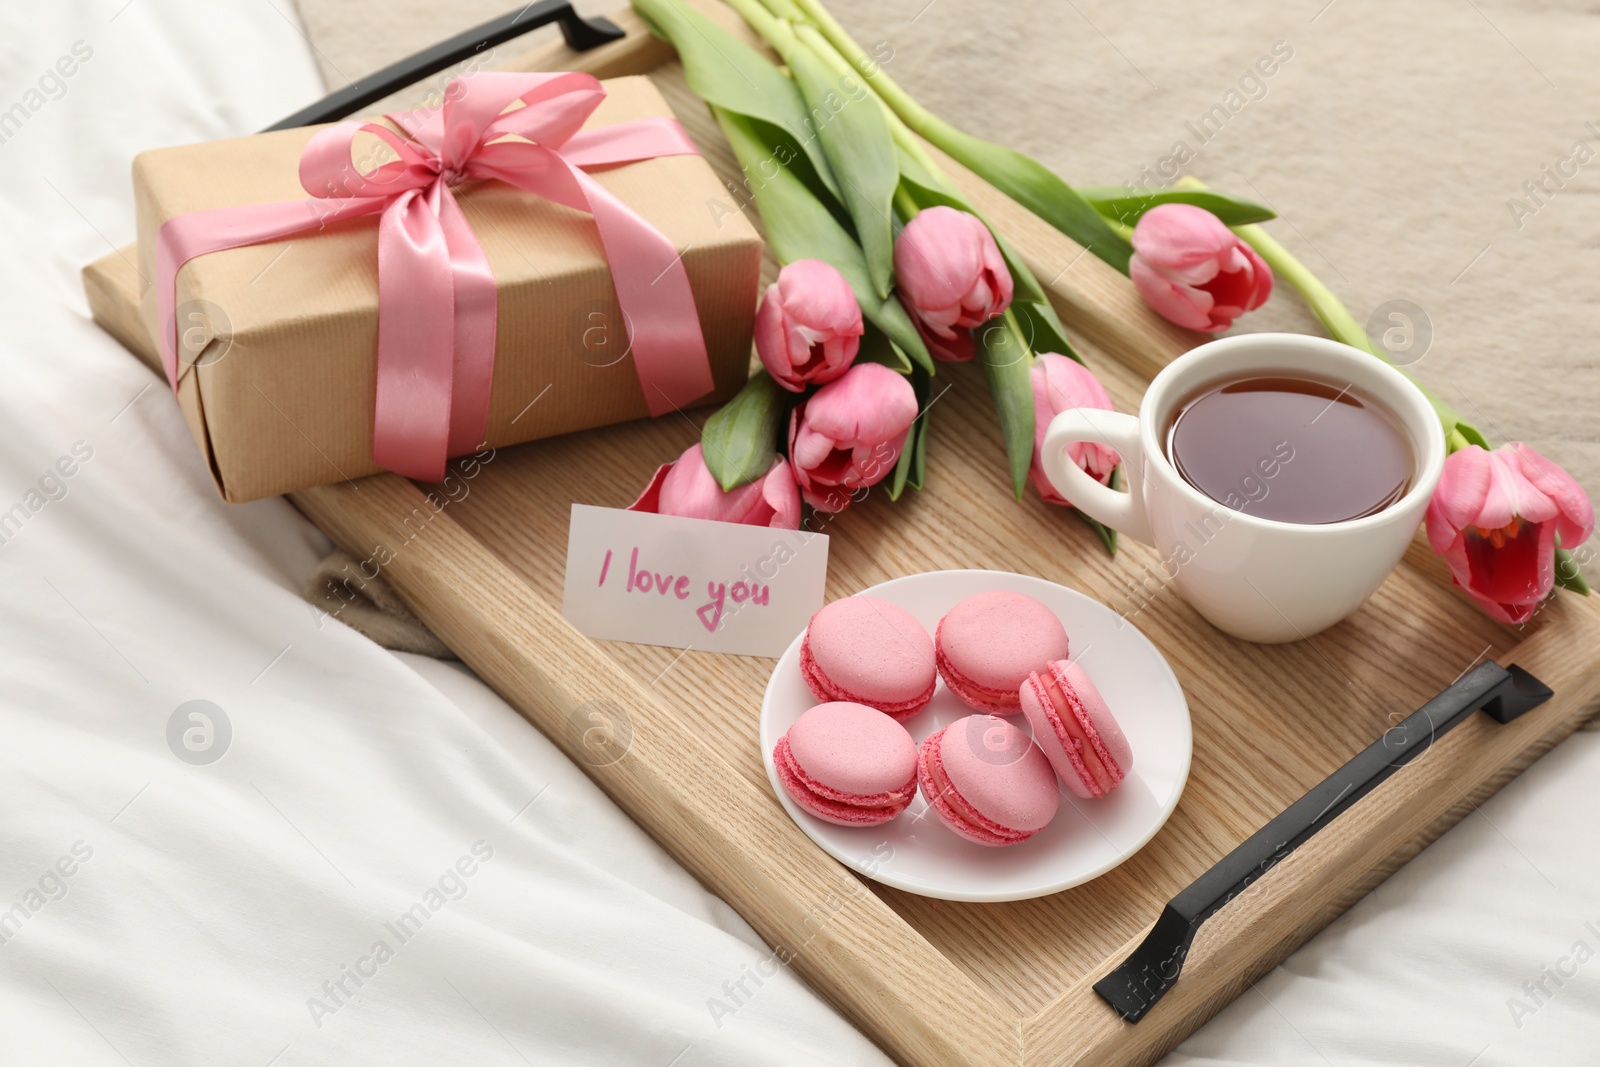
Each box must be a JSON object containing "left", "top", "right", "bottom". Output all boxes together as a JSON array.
[{"left": 83, "top": 5, "right": 1600, "bottom": 1064}]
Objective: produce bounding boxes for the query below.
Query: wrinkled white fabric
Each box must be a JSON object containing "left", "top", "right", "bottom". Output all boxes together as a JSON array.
[{"left": 0, "top": 4, "right": 888, "bottom": 1064}]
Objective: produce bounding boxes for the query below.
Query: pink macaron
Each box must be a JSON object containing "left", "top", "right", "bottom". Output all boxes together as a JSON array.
[
  {"left": 1020, "top": 660, "right": 1133, "bottom": 799},
  {"left": 801, "top": 596, "right": 937, "bottom": 720},
  {"left": 916, "top": 714, "right": 1059, "bottom": 847},
  {"left": 934, "top": 590, "right": 1070, "bottom": 714},
  {"left": 773, "top": 702, "right": 918, "bottom": 827}
]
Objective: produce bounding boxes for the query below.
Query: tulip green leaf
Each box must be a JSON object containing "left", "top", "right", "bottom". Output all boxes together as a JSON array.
[
  {"left": 1555, "top": 546, "right": 1591, "bottom": 595},
  {"left": 700, "top": 372, "right": 788, "bottom": 491},
  {"left": 892, "top": 143, "right": 946, "bottom": 203},
  {"left": 631, "top": 0, "right": 840, "bottom": 204},
  {"left": 1075, "top": 468, "right": 1119, "bottom": 556},
  {"left": 1011, "top": 299, "right": 1080, "bottom": 367},
  {"left": 1079, "top": 186, "right": 1276, "bottom": 228},
  {"left": 889, "top": 366, "right": 931, "bottom": 500},
  {"left": 888, "top": 455, "right": 908, "bottom": 500},
  {"left": 932, "top": 130, "right": 1134, "bottom": 274},
  {"left": 717, "top": 107, "right": 934, "bottom": 374},
  {"left": 1450, "top": 419, "right": 1491, "bottom": 451},
  {"left": 889, "top": 340, "right": 914, "bottom": 375},
  {"left": 994, "top": 234, "right": 1049, "bottom": 308},
  {"left": 979, "top": 312, "right": 1036, "bottom": 500},
  {"left": 888, "top": 430, "right": 913, "bottom": 499},
  {"left": 1078, "top": 511, "right": 1119, "bottom": 556},
  {"left": 778, "top": 28, "right": 898, "bottom": 299}
]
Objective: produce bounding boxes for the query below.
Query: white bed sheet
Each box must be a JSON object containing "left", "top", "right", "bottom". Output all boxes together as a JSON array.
[
  {"left": 4, "top": 3, "right": 1600, "bottom": 1066},
  {"left": 0, "top": 3, "right": 887, "bottom": 1064}
]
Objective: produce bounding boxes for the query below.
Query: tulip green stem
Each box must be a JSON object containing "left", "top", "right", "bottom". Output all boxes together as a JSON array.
[
  {"left": 720, "top": 0, "right": 791, "bottom": 57},
  {"left": 791, "top": 18, "right": 854, "bottom": 80},
  {"left": 1238, "top": 219, "right": 1492, "bottom": 447},
  {"left": 1233, "top": 221, "right": 1377, "bottom": 356},
  {"left": 784, "top": 0, "right": 947, "bottom": 153},
  {"left": 886, "top": 113, "right": 949, "bottom": 188},
  {"left": 754, "top": 0, "right": 805, "bottom": 20}
]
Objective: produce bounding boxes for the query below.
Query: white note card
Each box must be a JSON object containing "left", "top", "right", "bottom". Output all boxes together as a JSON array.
[{"left": 561, "top": 505, "right": 829, "bottom": 657}]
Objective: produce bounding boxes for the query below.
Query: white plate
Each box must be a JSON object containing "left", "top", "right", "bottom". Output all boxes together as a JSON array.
[{"left": 759, "top": 569, "right": 1191, "bottom": 903}]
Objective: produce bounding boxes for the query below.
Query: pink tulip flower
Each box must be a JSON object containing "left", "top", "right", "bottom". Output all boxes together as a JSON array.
[
  {"left": 1425, "top": 443, "right": 1594, "bottom": 624},
  {"left": 1028, "top": 353, "right": 1119, "bottom": 505},
  {"left": 894, "top": 206, "right": 1013, "bottom": 349},
  {"left": 1129, "top": 203, "right": 1273, "bottom": 333},
  {"left": 789, "top": 363, "right": 919, "bottom": 513},
  {"left": 755, "top": 259, "right": 864, "bottom": 392},
  {"left": 629, "top": 443, "right": 800, "bottom": 529}
]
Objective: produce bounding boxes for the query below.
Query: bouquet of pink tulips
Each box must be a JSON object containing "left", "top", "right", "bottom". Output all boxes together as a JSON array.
[
  {"left": 628, "top": 0, "right": 1267, "bottom": 554},
  {"left": 628, "top": 0, "right": 1593, "bottom": 626}
]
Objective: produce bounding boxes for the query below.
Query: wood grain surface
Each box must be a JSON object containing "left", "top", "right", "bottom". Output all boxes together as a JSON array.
[{"left": 80, "top": 6, "right": 1600, "bottom": 1065}]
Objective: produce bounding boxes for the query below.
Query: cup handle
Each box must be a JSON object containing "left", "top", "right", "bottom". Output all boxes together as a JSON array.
[{"left": 1040, "top": 409, "right": 1153, "bottom": 545}]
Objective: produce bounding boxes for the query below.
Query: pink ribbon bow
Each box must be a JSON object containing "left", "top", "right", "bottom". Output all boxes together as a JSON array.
[{"left": 156, "top": 71, "right": 712, "bottom": 482}]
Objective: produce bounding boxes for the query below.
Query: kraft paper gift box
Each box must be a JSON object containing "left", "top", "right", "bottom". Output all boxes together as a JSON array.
[{"left": 132, "top": 75, "right": 762, "bottom": 502}]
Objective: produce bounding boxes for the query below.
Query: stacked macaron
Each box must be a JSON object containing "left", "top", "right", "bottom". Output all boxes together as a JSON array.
[{"left": 773, "top": 587, "right": 1135, "bottom": 849}]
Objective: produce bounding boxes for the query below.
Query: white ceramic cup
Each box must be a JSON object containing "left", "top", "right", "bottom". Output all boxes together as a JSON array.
[{"left": 1040, "top": 333, "right": 1445, "bottom": 643}]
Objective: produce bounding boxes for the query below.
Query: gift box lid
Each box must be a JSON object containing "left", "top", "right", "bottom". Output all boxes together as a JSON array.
[{"left": 130, "top": 75, "right": 762, "bottom": 502}]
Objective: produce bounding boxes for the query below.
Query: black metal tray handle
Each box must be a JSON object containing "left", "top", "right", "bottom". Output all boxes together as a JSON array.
[
  {"left": 1095, "top": 659, "right": 1552, "bottom": 1024},
  {"left": 263, "top": 1, "right": 625, "bottom": 132}
]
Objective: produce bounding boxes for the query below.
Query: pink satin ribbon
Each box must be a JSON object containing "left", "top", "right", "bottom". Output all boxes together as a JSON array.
[{"left": 156, "top": 71, "right": 713, "bottom": 482}]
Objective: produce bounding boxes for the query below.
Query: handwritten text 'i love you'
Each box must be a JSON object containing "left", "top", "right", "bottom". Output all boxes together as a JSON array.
[
  {"left": 562, "top": 505, "right": 827, "bottom": 657},
  {"left": 598, "top": 547, "right": 770, "bottom": 632}
]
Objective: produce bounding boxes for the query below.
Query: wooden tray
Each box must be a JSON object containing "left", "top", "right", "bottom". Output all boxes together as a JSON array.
[{"left": 83, "top": 6, "right": 1600, "bottom": 1064}]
